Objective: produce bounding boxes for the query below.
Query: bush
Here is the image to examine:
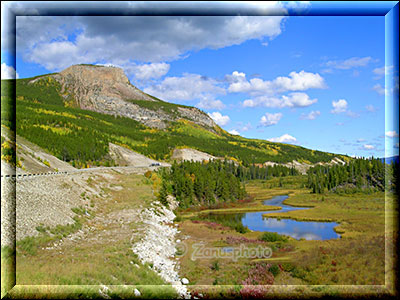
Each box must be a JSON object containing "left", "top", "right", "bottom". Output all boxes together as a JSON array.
[
  {"left": 269, "top": 264, "right": 280, "bottom": 277},
  {"left": 234, "top": 223, "right": 249, "bottom": 234},
  {"left": 259, "top": 232, "right": 288, "bottom": 242},
  {"left": 211, "top": 260, "right": 220, "bottom": 271}
]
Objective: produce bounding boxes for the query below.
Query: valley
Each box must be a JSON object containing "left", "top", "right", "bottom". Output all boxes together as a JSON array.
[{"left": 1, "top": 65, "right": 397, "bottom": 299}]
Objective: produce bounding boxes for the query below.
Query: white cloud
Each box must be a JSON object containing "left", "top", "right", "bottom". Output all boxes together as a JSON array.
[
  {"left": 330, "top": 99, "right": 348, "bottom": 114},
  {"left": 372, "top": 83, "right": 386, "bottom": 95},
  {"left": 1, "top": 63, "right": 19, "bottom": 79},
  {"left": 196, "top": 98, "right": 226, "bottom": 110},
  {"left": 325, "top": 56, "right": 372, "bottom": 70},
  {"left": 300, "top": 110, "right": 320, "bottom": 120},
  {"left": 129, "top": 62, "right": 170, "bottom": 80},
  {"left": 357, "top": 138, "right": 366, "bottom": 143},
  {"left": 273, "top": 70, "right": 326, "bottom": 92},
  {"left": 17, "top": 14, "right": 286, "bottom": 71},
  {"left": 243, "top": 92, "right": 317, "bottom": 108},
  {"left": 228, "top": 70, "right": 326, "bottom": 96},
  {"left": 207, "top": 112, "right": 230, "bottom": 126},
  {"left": 242, "top": 99, "right": 256, "bottom": 107},
  {"left": 267, "top": 134, "right": 297, "bottom": 144},
  {"left": 363, "top": 144, "right": 375, "bottom": 150},
  {"left": 259, "top": 112, "right": 282, "bottom": 127},
  {"left": 385, "top": 131, "right": 399, "bottom": 138},
  {"left": 143, "top": 73, "right": 225, "bottom": 102},
  {"left": 228, "top": 129, "right": 240, "bottom": 135}
]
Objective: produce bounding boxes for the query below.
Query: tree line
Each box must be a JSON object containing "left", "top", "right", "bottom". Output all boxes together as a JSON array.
[
  {"left": 158, "top": 160, "right": 300, "bottom": 208},
  {"left": 306, "top": 157, "right": 388, "bottom": 194}
]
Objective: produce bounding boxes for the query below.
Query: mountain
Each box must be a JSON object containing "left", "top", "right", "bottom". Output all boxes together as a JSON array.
[
  {"left": 28, "top": 64, "right": 216, "bottom": 130},
  {"left": 1, "top": 64, "right": 350, "bottom": 169}
]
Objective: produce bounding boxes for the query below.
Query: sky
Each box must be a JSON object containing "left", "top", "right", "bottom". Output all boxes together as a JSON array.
[{"left": 1, "top": 1, "right": 399, "bottom": 158}]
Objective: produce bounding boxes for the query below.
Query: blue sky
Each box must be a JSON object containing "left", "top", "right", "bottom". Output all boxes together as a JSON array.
[{"left": 1, "top": 2, "right": 398, "bottom": 158}]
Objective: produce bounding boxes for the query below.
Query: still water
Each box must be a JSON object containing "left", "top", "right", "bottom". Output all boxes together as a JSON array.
[{"left": 206, "top": 195, "right": 340, "bottom": 240}]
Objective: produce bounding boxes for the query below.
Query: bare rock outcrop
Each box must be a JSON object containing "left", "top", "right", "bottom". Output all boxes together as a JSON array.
[
  {"left": 108, "top": 143, "right": 170, "bottom": 167},
  {"left": 171, "top": 148, "right": 218, "bottom": 163},
  {"left": 28, "top": 64, "right": 217, "bottom": 131}
]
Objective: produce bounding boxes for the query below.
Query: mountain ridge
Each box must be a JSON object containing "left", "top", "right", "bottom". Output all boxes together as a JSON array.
[{"left": 1, "top": 65, "right": 351, "bottom": 168}]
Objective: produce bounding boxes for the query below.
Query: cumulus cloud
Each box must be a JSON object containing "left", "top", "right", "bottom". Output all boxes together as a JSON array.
[
  {"left": 228, "top": 70, "right": 326, "bottom": 96},
  {"left": 273, "top": 70, "right": 326, "bottom": 92},
  {"left": 228, "top": 129, "right": 240, "bottom": 135},
  {"left": 128, "top": 62, "right": 170, "bottom": 80},
  {"left": 196, "top": 98, "right": 226, "bottom": 110},
  {"left": 267, "top": 134, "right": 297, "bottom": 144},
  {"left": 259, "top": 112, "right": 282, "bottom": 127},
  {"left": 1, "top": 63, "right": 19, "bottom": 79},
  {"left": 300, "top": 110, "right": 320, "bottom": 120},
  {"left": 363, "top": 144, "right": 375, "bottom": 150},
  {"left": 386, "top": 131, "right": 399, "bottom": 138},
  {"left": 330, "top": 99, "right": 348, "bottom": 114},
  {"left": 207, "top": 112, "right": 230, "bottom": 126},
  {"left": 243, "top": 92, "right": 317, "bottom": 109},
  {"left": 16, "top": 14, "right": 286, "bottom": 71},
  {"left": 143, "top": 73, "right": 225, "bottom": 102}
]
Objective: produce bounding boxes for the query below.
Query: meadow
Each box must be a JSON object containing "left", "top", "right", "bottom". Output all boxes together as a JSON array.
[{"left": 175, "top": 176, "right": 394, "bottom": 297}]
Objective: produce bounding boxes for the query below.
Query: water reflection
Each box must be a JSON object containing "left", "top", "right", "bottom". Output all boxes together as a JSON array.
[{"left": 201, "top": 195, "right": 340, "bottom": 240}]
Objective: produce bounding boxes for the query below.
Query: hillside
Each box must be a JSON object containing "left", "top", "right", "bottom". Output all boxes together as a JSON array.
[{"left": 1, "top": 65, "right": 349, "bottom": 168}]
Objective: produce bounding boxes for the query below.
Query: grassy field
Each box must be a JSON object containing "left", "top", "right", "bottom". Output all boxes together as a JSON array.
[
  {"left": 2, "top": 173, "right": 395, "bottom": 298},
  {"left": 175, "top": 176, "right": 395, "bottom": 298},
  {"left": 3, "top": 172, "right": 177, "bottom": 299}
]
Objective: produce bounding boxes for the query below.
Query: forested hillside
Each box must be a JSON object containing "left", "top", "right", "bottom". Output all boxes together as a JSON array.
[
  {"left": 306, "top": 157, "right": 394, "bottom": 194},
  {"left": 1, "top": 72, "right": 348, "bottom": 168},
  {"left": 158, "top": 160, "right": 300, "bottom": 208}
]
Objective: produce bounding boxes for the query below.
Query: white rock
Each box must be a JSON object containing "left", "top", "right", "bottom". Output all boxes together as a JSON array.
[
  {"left": 176, "top": 239, "right": 181, "bottom": 243},
  {"left": 134, "top": 288, "right": 141, "bottom": 297},
  {"left": 181, "top": 278, "right": 189, "bottom": 285}
]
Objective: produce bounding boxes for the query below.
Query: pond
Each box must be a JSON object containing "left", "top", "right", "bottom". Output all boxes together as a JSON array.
[{"left": 203, "top": 195, "right": 340, "bottom": 241}]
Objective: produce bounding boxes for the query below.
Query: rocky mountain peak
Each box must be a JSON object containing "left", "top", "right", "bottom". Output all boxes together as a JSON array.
[
  {"left": 54, "top": 64, "right": 155, "bottom": 106},
  {"left": 29, "top": 64, "right": 217, "bottom": 130}
]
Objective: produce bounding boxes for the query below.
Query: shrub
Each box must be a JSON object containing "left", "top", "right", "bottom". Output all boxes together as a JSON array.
[
  {"left": 211, "top": 260, "right": 220, "bottom": 271},
  {"left": 269, "top": 264, "right": 280, "bottom": 277},
  {"left": 234, "top": 223, "right": 249, "bottom": 234},
  {"left": 259, "top": 232, "right": 288, "bottom": 242}
]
